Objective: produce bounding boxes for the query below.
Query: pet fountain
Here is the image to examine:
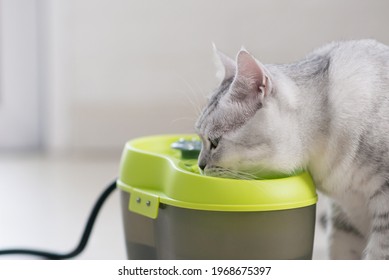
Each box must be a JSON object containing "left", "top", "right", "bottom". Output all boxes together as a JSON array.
[{"left": 117, "top": 134, "right": 317, "bottom": 259}]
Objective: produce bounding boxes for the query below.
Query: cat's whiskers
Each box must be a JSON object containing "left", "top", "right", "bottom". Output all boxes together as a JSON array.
[
  {"left": 207, "top": 166, "right": 257, "bottom": 180},
  {"left": 169, "top": 117, "right": 197, "bottom": 127},
  {"left": 174, "top": 74, "right": 206, "bottom": 116}
]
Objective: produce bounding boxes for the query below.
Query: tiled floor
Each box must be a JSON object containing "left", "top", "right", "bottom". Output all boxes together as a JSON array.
[{"left": 0, "top": 154, "right": 327, "bottom": 259}]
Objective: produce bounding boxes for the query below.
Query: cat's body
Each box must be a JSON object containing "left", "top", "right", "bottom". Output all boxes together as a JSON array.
[{"left": 195, "top": 40, "right": 389, "bottom": 259}]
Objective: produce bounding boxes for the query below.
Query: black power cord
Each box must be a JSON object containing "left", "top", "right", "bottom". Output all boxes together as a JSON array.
[{"left": 0, "top": 179, "right": 117, "bottom": 259}]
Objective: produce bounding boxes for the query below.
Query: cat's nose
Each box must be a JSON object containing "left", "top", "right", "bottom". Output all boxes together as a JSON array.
[{"left": 198, "top": 162, "right": 206, "bottom": 171}]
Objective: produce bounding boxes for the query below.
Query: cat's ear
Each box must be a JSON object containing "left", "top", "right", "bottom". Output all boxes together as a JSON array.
[
  {"left": 212, "top": 43, "right": 236, "bottom": 82},
  {"left": 234, "top": 49, "right": 271, "bottom": 97}
]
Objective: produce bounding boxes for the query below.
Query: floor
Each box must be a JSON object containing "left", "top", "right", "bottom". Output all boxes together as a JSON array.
[{"left": 0, "top": 154, "right": 328, "bottom": 260}]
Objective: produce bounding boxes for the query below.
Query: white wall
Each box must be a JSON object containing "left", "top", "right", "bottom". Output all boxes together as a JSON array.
[
  {"left": 43, "top": 0, "right": 389, "bottom": 153},
  {"left": 0, "top": 0, "right": 41, "bottom": 150}
]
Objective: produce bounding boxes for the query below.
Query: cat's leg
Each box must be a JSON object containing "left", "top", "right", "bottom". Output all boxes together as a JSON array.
[
  {"left": 327, "top": 202, "right": 366, "bottom": 259},
  {"left": 365, "top": 181, "right": 389, "bottom": 259}
]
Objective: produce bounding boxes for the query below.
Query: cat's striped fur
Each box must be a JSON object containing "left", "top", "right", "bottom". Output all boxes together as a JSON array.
[{"left": 195, "top": 40, "right": 389, "bottom": 259}]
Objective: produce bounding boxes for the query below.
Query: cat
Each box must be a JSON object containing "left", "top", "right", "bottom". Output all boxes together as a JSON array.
[{"left": 195, "top": 40, "right": 389, "bottom": 260}]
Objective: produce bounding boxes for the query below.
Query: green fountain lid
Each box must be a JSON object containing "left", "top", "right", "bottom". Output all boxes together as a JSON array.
[{"left": 117, "top": 134, "right": 317, "bottom": 219}]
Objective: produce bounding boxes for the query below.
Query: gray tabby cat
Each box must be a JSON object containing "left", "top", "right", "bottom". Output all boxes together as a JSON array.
[{"left": 195, "top": 40, "right": 389, "bottom": 259}]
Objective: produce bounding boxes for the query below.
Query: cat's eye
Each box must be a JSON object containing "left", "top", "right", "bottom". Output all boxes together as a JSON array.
[{"left": 209, "top": 137, "right": 220, "bottom": 150}]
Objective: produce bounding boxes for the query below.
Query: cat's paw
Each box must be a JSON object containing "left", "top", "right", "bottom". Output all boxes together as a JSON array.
[
  {"left": 363, "top": 242, "right": 389, "bottom": 260},
  {"left": 363, "top": 252, "right": 389, "bottom": 260}
]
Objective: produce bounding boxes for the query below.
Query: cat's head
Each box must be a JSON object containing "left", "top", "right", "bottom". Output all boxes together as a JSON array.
[{"left": 195, "top": 46, "right": 304, "bottom": 179}]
